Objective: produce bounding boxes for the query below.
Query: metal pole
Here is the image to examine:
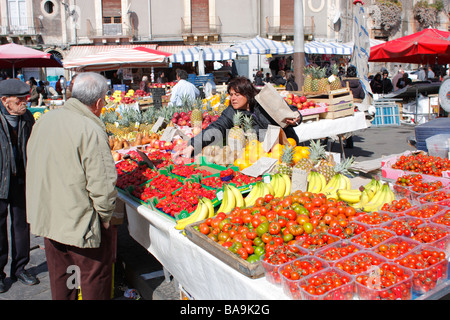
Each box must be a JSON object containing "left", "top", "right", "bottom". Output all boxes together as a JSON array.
[{"left": 294, "top": 0, "right": 305, "bottom": 90}]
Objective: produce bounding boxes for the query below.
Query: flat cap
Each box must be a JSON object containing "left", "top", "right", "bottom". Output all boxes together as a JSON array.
[{"left": 0, "top": 79, "right": 30, "bottom": 97}]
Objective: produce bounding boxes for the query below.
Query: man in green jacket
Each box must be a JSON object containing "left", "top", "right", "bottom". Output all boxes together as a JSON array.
[{"left": 26, "top": 72, "right": 117, "bottom": 300}]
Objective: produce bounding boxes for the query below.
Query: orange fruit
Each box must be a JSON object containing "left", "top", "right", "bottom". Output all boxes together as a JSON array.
[{"left": 287, "top": 138, "right": 297, "bottom": 147}]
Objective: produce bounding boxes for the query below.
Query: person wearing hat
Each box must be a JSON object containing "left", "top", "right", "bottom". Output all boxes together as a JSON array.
[{"left": 0, "top": 79, "right": 38, "bottom": 293}]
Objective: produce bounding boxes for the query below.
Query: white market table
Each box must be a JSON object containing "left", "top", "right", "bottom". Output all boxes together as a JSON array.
[
  {"left": 294, "top": 111, "right": 368, "bottom": 157},
  {"left": 118, "top": 192, "right": 291, "bottom": 300}
]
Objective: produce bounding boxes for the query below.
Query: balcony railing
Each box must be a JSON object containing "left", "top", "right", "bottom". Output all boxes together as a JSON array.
[
  {"left": 181, "top": 16, "right": 222, "bottom": 35},
  {"left": 0, "top": 17, "right": 42, "bottom": 35},
  {"left": 86, "top": 19, "right": 132, "bottom": 38},
  {"left": 265, "top": 16, "right": 315, "bottom": 36}
]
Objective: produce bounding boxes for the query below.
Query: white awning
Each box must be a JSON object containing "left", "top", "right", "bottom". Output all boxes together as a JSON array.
[{"left": 227, "top": 36, "right": 294, "bottom": 55}]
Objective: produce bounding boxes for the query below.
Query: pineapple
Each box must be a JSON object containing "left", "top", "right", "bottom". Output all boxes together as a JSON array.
[
  {"left": 293, "top": 139, "right": 335, "bottom": 181},
  {"left": 330, "top": 64, "right": 342, "bottom": 91},
  {"left": 275, "top": 145, "right": 295, "bottom": 177},
  {"left": 303, "top": 66, "right": 313, "bottom": 93},
  {"left": 217, "top": 92, "right": 228, "bottom": 114},
  {"left": 318, "top": 67, "right": 329, "bottom": 93},
  {"left": 332, "top": 156, "right": 355, "bottom": 178},
  {"left": 242, "top": 115, "right": 258, "bottom": 144},
  {"left": 311, "top": 67, "right": 320, "bottom": 92},
  {"left": 228, "top": 111, "right": 245, "bottom": 150},
  {"left": 190, "top": 102, "right": 203, "bottom": 128}
]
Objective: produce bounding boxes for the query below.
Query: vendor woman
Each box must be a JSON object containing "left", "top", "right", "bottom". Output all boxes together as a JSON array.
[{"left": 177, "top": 76, "right": 302, "bottom": 158}]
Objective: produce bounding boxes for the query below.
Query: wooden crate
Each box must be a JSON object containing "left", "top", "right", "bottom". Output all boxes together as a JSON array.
[
  {"left": 184, "top": 221, "right": 265, "bottom": 279},
  {"left": 307, "top": 85, "right": 354, "bottom": 120}
]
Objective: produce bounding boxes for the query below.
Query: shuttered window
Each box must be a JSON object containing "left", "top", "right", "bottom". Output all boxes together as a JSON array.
[
  {"left": 102, "top": 0, "right": 121, "bottom": 24},
  {"left": 191, "top": 0, "right": 209, "bottom": 33},
  {"left": 280, "top": 0, "right": 294, "bottom": 32}
]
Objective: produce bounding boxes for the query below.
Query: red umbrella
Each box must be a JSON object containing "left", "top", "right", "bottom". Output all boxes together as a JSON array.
[
  {"left": 369, "top": 28, "right": 450, "bottom": 65},
  {"left": 0, "top": 43, "right": 63, "bottom": 75}
]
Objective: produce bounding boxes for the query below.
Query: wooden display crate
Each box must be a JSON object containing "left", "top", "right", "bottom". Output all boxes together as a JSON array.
[
  {"left": 307, "top": 85, "right": 354, "bottom": 120},
  {"left": 184, "top": 221, "right": 265, "bottom": 279}
]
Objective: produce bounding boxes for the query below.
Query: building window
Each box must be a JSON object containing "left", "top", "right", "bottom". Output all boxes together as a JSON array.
[{"left": 43, "top": 1, "right": 54, "bottom": 14}]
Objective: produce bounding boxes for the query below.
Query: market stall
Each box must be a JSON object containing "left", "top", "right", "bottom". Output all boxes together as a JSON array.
[{"left": 65, "top": 84, "right": 450, "bottom": 301}]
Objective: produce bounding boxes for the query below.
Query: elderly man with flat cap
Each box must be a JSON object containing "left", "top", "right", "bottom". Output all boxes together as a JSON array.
[{"left": 0, "top": 79, "right": 38, "bottom": 293}]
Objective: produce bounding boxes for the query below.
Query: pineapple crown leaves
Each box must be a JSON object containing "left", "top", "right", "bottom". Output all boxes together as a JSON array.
[
  {"left": 280, "top": 145, "right": 295, "bottom": 164},
  {"left": 220, "top": 92, "right": 227, "bottom": 104},
  {"left": 333, "top": 156, "right": 356, "bottom": 177},
  {"left": 232, "top": 110, "right": 243, "bottom": 126},
  {"left": 100, "top": 110, "right": 118, "bottom": 124},
  {"left": 308, "top": 139, "right": 327, "bottom": 163}
]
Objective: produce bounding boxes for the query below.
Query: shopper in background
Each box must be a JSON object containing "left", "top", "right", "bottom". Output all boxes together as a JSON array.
[
  {"left": 0, "top": 79, "right": 38, "bottom": 294},
  {"left": 253, "top": 70, "right": 264, "bottom": 86},
  {"left": 271, "top": 70, "right": 287, "bottom": 86},
  {"left": 27, "top": 78, "right": 39, "bottom": 107},
  {"left": 342, "top": 66, "right": 365, "bottom": 100},
  {"left": 55, "top": 75, "right": 67, "bottom": 100},
  {"left": 370, "top": 73, "right": 383, "bottom": 94},
  {"left": 139, "top": 75, "right": 150, "bottom": 93},
  {"left": 156, "top": 71, "right": 168, "bottom": 84},
  {"left": 396, "top": 72, "right": 412, "bottom": 89},
  {"left": 392, "top": 68, "right": 404, "bottom": 91},
  {"left": 380, "top": 70, "right": 393, "bottom": 94},
  {"left": 169, "top": 69, "right": 200, "bottom": 107},
  {"left": 285, "top": 71, "right": 298, "bottom": 91},
  {"left": 264, "top": 72, "right": 272, "bottom": 83},
  {"left": 26, "top": 72, "right": 117, "bottom": 300}
]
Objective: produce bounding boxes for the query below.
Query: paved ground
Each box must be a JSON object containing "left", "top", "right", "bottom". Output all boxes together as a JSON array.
[{"left": 0, "top": 123, "right": 423, "bottom": 301}]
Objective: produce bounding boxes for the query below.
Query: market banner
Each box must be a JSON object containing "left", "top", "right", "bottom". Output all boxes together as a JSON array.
[{"left": 350, "top": 2, "right": 372, "bottom": 96}]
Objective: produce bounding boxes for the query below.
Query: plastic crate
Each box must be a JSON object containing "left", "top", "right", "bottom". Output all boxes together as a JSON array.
[
  {"left": 373, "top": 102, "right": 401, "bottom": 127},
  {"left": 113, "top": 84, "right": 127, "bottom": 92}
]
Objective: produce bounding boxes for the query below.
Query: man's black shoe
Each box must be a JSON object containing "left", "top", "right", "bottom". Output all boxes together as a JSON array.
[
  {"left": 15, "top": 271, "right": 39, "bottom": 286},
  {"left": 0, "top": 278, "right": 5, "bottom": 293}
]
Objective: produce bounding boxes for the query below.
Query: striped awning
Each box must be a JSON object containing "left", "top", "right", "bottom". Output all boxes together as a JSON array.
[
  {"left": 304, "top": 41, "right": 353, "bottom": 55},
  {"left": 63, "top": 44, "right": 158, "bottom": 61},
  {"left": 167, "top": 46, "right": 236, "bottom": 63},
  {"left": 227, "top": 36, "right": 294, "bottom": 55},
  {"left": 63, "top": 46, "right": 171, "bottom": 72}
]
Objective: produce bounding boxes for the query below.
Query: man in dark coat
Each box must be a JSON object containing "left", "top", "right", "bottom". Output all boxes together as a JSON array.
[{"left": 0, "top": 79, "right": 38, "bottom": 293}]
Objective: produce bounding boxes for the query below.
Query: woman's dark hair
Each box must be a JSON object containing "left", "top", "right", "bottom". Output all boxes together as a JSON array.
[
  {"left": 374, "top": 73, "right": 382, "bottom": 80},
  {"left": 227, "top": 77, "right": 260, "bottom": 104},
  {"left": 286, "top": 71, "right": 295, "bottom": 81}
]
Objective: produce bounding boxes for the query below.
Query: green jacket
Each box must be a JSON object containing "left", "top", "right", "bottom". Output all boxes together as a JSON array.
[{"left": 26, "top": 98, "right": 117, "bottom": 248}]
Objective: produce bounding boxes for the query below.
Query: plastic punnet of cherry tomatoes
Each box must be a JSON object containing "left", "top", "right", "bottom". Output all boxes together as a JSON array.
[
  {"left": 382, "top": 216, "right": 425, "bottom": 237},
  {"left": 410, "top": 223, "right": 450, "bottom": 248},
  {"left": 314, "top": 239, "right": 363, "bottom": 265},
  {"left": 326, "top": 220, "right": 366, "bottom": 239},
  {"left": 294, "top": 232, "right": 340, "bottom": 253},
  {"left": 355, "top": 262, "right": 413, "bottom": 300},
  {"left": 372, "top": 236, "right": 420, "bottom": 261},
  {"left": 430, "top": 209, "right": 450, "bottom": 227},
  {"left": 356, "top": 211, "right": 396, "bottom": 227},
  {"left": 391, "top": 154, "right": 450, "bottom": 177},
  {"left": 402, "top": 204, "right": 445, "bottom": 219},
  {"left": 395, "top": 245, "right": 448, "bottom": 294},
  {"left": 334, "top": 251, "right": 387, "bottom": 277},
  {"left": 418, "top": 189, "right": 450, "bottom": 206},
  {"left": 298, "top": 268, "right": 355, "bottom": 300},
  {"left": 261, "top": 245, "right": 308, "bottom": 286},
  {"left": 350, "top": 228, "right": 396, "bottom": 249},
  {"left": 278, "top": 256, "right": 329, "bottom": 300},
  {"left": 380, "top": 198, "right": 415, "bottom": 214}
]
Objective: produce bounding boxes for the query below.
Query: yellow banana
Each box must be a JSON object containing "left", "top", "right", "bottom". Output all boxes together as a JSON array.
[
  {"left": 195, "top": 199, "right": 210, "bottom": 222},
  {"left": 280, "top": 174, "right": 291, "bottom": 196},
  {"left": 351, "top": 188, "right": 371, "bottom": 209},
  {"left": 273, "top": 174, "right": 286, "bottom": 198},
  {"left": 222, "top": 184, "right": 236, "bottom": 213},
  {"left": 202, "top": 197, "right": 215, "bottom": 218},
  {"left": 244, "top": 182, "right": 263, "bottom": 207},
  {"left": 217, "top": 186, "right": 229, "bottom": 214},
  {"left": 342, "top": 175, "right": 351, "bottom": 190},
  {"left": 175, "top": 200, "right": 204, "bottom": 230},
  {"left": 262, "top": 183, "right": 271, "bottom": 198},
  {"left": 317, "top": 172, "right": 327, "bottom": 193},
  {"left": 337, "top": 189, "right": 362, "bottom": 204},
  {"left": 270, "top": 174, "right": 280, "bottom": 196},
  {"left": 361, "top": 183, "right": 390, "bottom": 212},
  {"left": 307, "top": 171, "right": 316, "bottom": 193},
  {"left": 322, "top": 174, "right": 339, "bottom": 194},
  {"left": 266, "top": 182, "right": 275, "bottom": 196},
  {"left": 383, "top": 185, "right": 396, "bottom": 205},
  {"left": 228, "top": 184, "right": 244, "bottom": 208}
]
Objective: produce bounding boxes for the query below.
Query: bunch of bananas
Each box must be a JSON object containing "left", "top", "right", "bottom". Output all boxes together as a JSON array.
[
  {"left": 269, "top": 173, "right": 292, "bottom": 199},
  {"left": 243, "top": 181, "right": 273, "bottom": 208},
  {"left": 217, "top": 184, "right": 245, "bottom": 213},
  {"left": 306, "top": 171, "right": 327, "bottom": 193},
  {"left": 311, "top": 173, "right": 351, "bottom": 199},
  {"left": 348, "top": 178, "right": 395, "bottom": 212},
  {"left": 175, "top": 197, "right": 215, "bottom": 230}
]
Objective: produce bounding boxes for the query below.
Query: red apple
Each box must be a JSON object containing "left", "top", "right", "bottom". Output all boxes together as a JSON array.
[{"left": 300, "top": 95, "right": 307, "bottom": 103}]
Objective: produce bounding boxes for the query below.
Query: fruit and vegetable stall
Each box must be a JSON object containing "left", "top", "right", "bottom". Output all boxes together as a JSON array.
[{"left": 36, "top": 84, "right": 450, "bottom": 300}]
